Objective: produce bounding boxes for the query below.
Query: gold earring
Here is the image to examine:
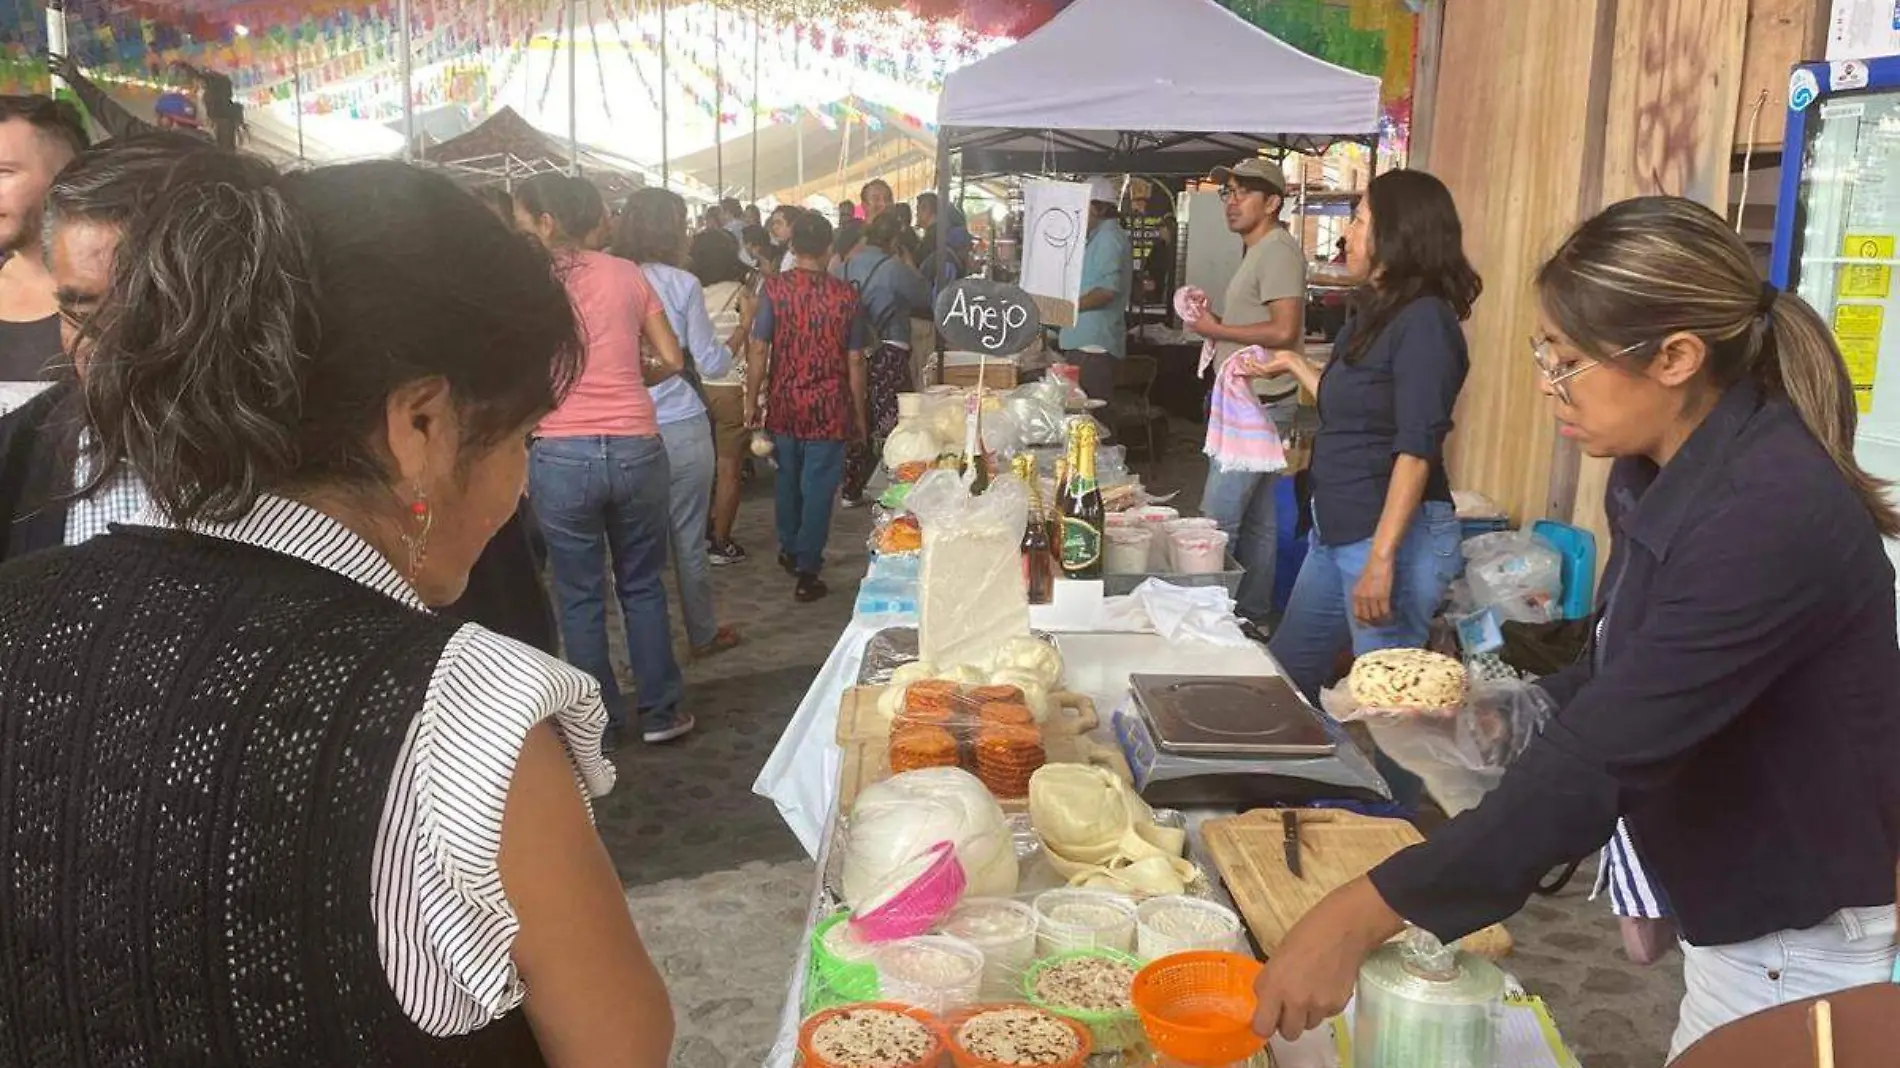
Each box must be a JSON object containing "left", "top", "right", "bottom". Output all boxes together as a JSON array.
[{"left": 401, "top": 485, "right": 433, "bottom": 583}]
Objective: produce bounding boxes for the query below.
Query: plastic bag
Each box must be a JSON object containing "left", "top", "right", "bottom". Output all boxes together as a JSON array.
[
  {"left": 868, "top": 508, "right": 923, "bottom": 556},
  {"left": 910, "top": 469, "right": 1031, "bottom": 669},
  {"left": 1462, "top": 531, "right": 1564, "bottom": 624},
  {"left": 1004, "top": 385, "right": 1066, "bottom": 446},
  {"left": 1362, "top": 679, "right": 1556, "bottom": 816},
  {"left": 842, "top": 768, "right": 1020, "bottom": 914}
]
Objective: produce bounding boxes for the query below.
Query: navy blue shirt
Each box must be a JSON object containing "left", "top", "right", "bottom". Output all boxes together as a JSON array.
[
  {"left": 1372, "top": 382, "right": 1900, "bottom": 947},
  {"left": 1310, "top": 297, "right": 1468, "bottom": 546}
]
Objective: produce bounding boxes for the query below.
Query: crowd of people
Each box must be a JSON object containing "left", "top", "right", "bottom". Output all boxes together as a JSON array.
[{"left": 0, "top": 60, "right": 1895, "bottom": 1064}]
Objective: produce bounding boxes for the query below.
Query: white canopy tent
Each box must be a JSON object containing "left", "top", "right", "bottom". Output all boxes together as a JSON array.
[{"left": 935, "top": 0, "right": 1383, "bottom": 178}]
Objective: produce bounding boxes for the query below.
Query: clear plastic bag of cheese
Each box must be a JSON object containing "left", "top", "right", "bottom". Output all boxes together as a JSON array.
[{"left": 1350, "top": 678, "right": 1558, "bottom": 816}]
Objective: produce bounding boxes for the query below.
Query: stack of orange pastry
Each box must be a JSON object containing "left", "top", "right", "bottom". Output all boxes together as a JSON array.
[
  {"left": 971, "top": 723, "right": 1046, "bottom": 798},
  {"left": 889, "top": 724, "right": 959, "bottom": 773},
  {"left": 903, "top": 681, "right": 961, "bottom": 724},
  {"left": 977, "top": 701, "right": 1035, "bottom": 728}
]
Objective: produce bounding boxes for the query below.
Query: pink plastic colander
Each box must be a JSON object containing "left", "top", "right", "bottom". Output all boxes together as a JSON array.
[{"left": 848, "top": 841, "right": 968, "bottom": 942}]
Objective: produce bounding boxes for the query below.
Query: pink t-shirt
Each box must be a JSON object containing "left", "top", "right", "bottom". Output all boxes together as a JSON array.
[{"left": 539, "top": 250, "right": 664, "bottom": 438}]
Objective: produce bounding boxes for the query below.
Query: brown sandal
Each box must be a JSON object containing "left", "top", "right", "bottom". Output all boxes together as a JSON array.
[{"left": 692, "top": 625, "right": 743, "bottom": 660}]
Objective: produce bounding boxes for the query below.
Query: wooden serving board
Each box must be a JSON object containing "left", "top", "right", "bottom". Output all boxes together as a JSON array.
[
  {"left": 833, "top": 692, "right": 1132, "bottom": 812},
  {"left": 834, "top": 686, "right": 1100, "bottom": 745},
  {"left": 1201, "top": 809, "right": 1513, "bottom": 961}
]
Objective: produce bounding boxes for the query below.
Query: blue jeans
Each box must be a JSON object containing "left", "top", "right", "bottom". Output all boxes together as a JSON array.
[
  {"left": 1268, "top": 500, "right": 1462, "bottom": 807},
  {"left": 1201, "top": 467, "right": 1279, "bottom": 623},
  {"left": 530, "top": 435, "right": 684, "bottom": 730},
  {"left": 659, "top": 417, "right": 718, "bottom": 648},
  {"left": 1201, "top": 399, "right": 1297, "bottom": 623},
  {"left": 772, "top": 435, "right": 846, "bottom": 575}
]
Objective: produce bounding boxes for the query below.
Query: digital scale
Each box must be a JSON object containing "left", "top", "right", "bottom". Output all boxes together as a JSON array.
[{"left": 1112, "top": 673, "right": 1388, "bottom": 808}]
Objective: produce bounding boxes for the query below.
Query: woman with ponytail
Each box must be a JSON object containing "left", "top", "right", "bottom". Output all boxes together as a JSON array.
[
  {"left": 1249, "top": 196, "right": 1900, "bottom": 1060},
  {"left": 0, "top": 157, "right": 674, "bottom": 1066}
]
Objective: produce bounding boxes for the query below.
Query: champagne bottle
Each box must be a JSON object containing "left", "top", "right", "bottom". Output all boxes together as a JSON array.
[
  {"left": 1016, "top": 455, "right": 1056, "bottom": 604},
  {"left": 1060, "top": 421, "right": 1106, "bottom": 580}
]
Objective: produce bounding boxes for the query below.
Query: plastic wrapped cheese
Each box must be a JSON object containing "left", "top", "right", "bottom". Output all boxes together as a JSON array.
[
  {"left": 909, "top": 470, "right": 1031, "bottom": 670},
  {"left": 844, "top": 768, "right": 1020, "bottom": 908},
  {"left": 988, "top": 635, "right": 1063, "bottom": 690}
]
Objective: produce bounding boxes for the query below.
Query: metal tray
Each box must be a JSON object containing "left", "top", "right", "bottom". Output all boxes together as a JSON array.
[{"left": 856, "top": 626, "right": 1060, "bottom": 686}]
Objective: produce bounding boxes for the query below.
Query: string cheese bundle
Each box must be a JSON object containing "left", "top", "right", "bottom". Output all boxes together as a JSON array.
[{"left": 909, "top": 469, "right": 1032, "bottom": 670}]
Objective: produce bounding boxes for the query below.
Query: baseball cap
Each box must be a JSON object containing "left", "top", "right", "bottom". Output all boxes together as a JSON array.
[
  {"left": 1210, "top": 157, "right": 1286, "bottom": 196},
  {"left": 1086, "top": 177, "right": 1119, "bottom": 204},
  {"left": 154, "top": 92, "right": 201, "bottom": 128}
]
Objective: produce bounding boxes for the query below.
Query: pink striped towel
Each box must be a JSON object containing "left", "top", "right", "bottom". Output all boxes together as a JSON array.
[
  {"left": 1174, "top": 285, "right": 1217, "bottom": 378},
  {"left": 1204, "top": 346, "right": 1288, "bottom": 474}
]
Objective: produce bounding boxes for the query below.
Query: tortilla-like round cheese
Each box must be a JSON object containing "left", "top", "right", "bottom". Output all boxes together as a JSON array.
[{"left": 1347, "top": 648, "right": 1468, "bottom": 711}]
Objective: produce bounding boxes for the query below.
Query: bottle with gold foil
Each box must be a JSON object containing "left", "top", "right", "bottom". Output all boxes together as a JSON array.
[
  {"left": 1015, "top": 455, "right": 1056, "bottom": 604},
  {"left": 1059, "top": 421, "right": 1105, "bottom": 580}
]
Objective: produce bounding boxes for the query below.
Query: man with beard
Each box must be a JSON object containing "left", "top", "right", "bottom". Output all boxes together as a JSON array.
[{"left": 0, "top": 95, "right": 87, "bottom": 382}]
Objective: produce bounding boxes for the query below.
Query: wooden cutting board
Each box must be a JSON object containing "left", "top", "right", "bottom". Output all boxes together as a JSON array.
[
  {"left": 834, "top": 686, "right": 1100, "bottom": 744},
  {"left": 1202, "top": 809, "right": 1513, "bottom": 961}
]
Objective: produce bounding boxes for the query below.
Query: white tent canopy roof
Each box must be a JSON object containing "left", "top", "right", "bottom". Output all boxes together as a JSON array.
[{"left": 937, "top": 0, "right": 1381, "bottom": 175}]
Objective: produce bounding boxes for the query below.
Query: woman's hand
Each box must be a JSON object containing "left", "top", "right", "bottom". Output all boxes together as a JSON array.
[
  {"left": 1252, "top": 877, "right": 1405, "bottom": 1041},
  {"left": 1236, "top": 349, "right": 1303, "bottom": 380},
  {"left": 1352, "top": 554, "right": 1395, "bottom": 626}
]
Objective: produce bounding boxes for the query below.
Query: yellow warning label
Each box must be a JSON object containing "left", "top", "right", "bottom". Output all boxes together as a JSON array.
[
  {"left": 1840, "top": 336, "right": 1879, "bottom": 415},
  {"left": 1842, "top": 234, "right": 1895, "bottom": 299},
  {"left": 1834, "top": 303, "right": 1885, "bottom": 340}
]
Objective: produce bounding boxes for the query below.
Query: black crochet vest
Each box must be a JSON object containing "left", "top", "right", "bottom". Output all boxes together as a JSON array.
[{"left": 0, "top": 527, "right": 546, "bottom": 1068}]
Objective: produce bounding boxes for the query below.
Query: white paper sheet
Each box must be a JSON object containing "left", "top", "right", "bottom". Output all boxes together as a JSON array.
[
  {"left": 0, "top": 381, "right": 53, "bottom": 417},
  {"left": 1020, "top": 179, "right": 1091, "bottom": 328}
]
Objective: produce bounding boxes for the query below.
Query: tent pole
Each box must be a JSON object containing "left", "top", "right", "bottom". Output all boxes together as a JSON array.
[
  {"left": 751, "top": 1, "right": 760, "bottom": 201},
  {"left": 482, "top": 0, "right": 495, "bottom": 116},
  {"left": 294, "top": 53, "right": 306, "bottom": 163},
  {"left": 794, "top": 29, "right": 804, "bottom": 190},
  {"left": 714, "top": 8, "right": 724, "bottom": 196},
  {"left": 45, "top": 1, "right": 66, "bottom": 95},
  {"left": 933, "top": 133, "right": 952, "bottom": 386},
  {"left": 399, "top": 0, "right": 414, "bottom": 161},
  {"left": 660, "top": 0, "right": 670, "bottom": 191},
  {"left": 567, "top": 0, "right": 579, "bottom": 176}
]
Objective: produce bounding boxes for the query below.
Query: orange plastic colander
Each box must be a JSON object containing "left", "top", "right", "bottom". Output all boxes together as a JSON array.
[{"left": 1131, "top": 951, "right": 1267, "bottom": 1066}]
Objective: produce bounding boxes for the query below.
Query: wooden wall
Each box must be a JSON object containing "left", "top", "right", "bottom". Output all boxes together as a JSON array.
[
  {"left": 1568, "top": 0, "right": 1751, "bottom": 553},
  {"left": 1431, "top": 0, "right": 1810, "bottom": 545},
  {"left": 1735, "top": 0, "right": 1832, "bottom": 150},
  {"left": 1433, "top": 0, "right": 1611, "bottom": 523}
]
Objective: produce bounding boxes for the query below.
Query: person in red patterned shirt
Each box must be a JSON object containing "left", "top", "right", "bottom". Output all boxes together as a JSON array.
[{"left": 745, "top": 211, "right": 871, "bottom": 603}]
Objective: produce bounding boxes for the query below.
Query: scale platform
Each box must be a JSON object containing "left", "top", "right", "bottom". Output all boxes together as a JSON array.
[{"left": 1113, "top": 673, "right": 1384, "bottom": 809}]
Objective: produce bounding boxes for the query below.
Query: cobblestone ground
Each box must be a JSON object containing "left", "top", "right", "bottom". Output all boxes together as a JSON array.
[{"left": 587, "top": 431, "right": 1681, "bottom": 1067}]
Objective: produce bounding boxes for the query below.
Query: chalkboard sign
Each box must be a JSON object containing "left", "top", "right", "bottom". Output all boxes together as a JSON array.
[{"left": 934, "top": 278, "right": 1042, "bottom": 358}]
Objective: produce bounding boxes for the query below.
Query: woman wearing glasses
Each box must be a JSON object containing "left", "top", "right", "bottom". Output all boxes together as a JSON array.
[
  {"left": 1250, "top": 196, "right": 1899, "bottom": 1060},
  {"left": 1253, "top": 171, "right": 1478, "bottom": 774}
]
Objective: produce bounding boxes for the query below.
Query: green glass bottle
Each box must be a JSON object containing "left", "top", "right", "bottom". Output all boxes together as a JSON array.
[{"left": 1059, "top": 422, "right": 1105, "bottom": 580}]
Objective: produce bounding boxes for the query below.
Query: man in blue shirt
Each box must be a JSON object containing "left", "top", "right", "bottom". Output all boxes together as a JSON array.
[{"left": 1058, "top": 178, "right": 1133, "bottom": 400}]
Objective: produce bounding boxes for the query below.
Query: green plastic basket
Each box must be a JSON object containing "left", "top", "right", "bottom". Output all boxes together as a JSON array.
[
  {"left": 806, "top": 912, "right": 882, "bottom": 1013},
  {"left": 1023, "top": 949, "right": 1146, "bottom": 1053}
]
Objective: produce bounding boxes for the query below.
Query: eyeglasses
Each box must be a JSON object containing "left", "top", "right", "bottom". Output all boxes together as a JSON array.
[
  {"left": 1529, "top": 335, "right": 1648, "bottom": 404},
  {"left": 1218, "top": 185, "right": 1263, "bottom": 203}
]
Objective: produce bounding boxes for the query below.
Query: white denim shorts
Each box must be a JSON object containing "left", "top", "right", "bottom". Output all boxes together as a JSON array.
[{"left": 1668, "top": 905, "right": 1898, "bottom": 1061}]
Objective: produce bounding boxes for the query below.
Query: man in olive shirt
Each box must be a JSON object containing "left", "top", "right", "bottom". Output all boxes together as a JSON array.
[{"left": 1190, "top": 158, "right": 1306, "bottom": 624}]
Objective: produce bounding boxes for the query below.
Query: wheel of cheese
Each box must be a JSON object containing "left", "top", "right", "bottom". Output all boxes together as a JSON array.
[{"left": 1347, "top": 648, "right": 1468, "bottom": 711}]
